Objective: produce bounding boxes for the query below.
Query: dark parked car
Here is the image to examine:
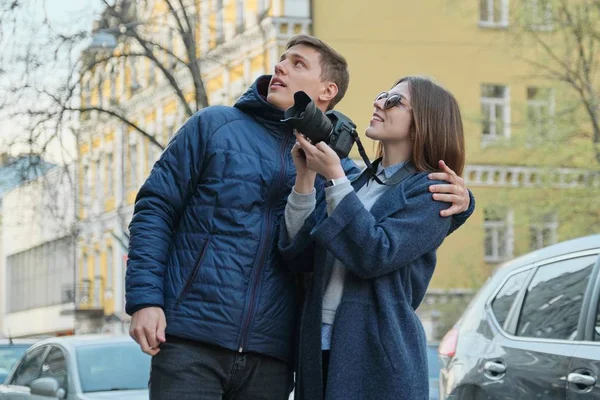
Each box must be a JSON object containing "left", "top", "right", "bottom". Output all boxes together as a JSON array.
[
  {"left": 0, "top": 340, "right": 37, "bottom": 384},
  {"left": 438, "top": 234, "right": 600, "bottom": 399}
]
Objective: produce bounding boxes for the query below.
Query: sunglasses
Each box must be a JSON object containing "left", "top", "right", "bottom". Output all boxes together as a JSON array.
[{"left": 375, "top": 91, "right": 412, "bottom": 110}]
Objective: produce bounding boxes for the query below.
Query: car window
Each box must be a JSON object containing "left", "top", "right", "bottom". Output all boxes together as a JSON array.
[
  {"left": 516, "top": 255, "right": 596, "bottom": 340},
  {"left": 10, "top": 346, "right": 47, "bottom": 387},
  {"left": 491, "top": 270, "right": 530, "bottom": 329},
  {"left": 0, "top": 345, "right": 30, "bottom": 383},
  {"left": 40, "top": 347, "right": 68, "bottom": 392},
  {"left": 76, "top": 342, "right": 150, "bottom": 393}
]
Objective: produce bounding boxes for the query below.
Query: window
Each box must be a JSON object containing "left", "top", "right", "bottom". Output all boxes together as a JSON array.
[
  {"left": 6, "top": 238, "right": 75, "bottom": 313},
  {"left": 11, "top": 346, "right": 47, "bottom": 387},
  {"left": 97, "top": 74, "right": 103, "bottom": 107},
  {"left": 236, "top": 0, "right": 244, "bottom": 34},
  {"left": 257, "top": 0, "right": 268, "bottom": 16},
  {"left": 130, "top": 59, "right": 139, "bottom": 92},
  {"left": 83, "top": 79, "right": 91, "bottom": 109},
  {"left": 481, "top": 84, "right": 510, "bottom": 141},
  {"left": 527, "top": 87, "right": 554, "bottom": 140},
  {"left": 76, "top": 343, "right": 151, "bottom": 393},
  {"left": 517, "top": 255, "right": 597, "bottom": 340},
  {"left": 95, "top": 159, "right": 102, "bottom": 201},
  {"left": 129, "top": 140, "right": 138, "bottom": 189},
  {"left": 106, "top": 153, "right": 114, "bottom": 197},
  {"left": 120, "top": 58, "right": 127, "bottom": 96},
  {"left": 530, "top": 213, "right": 558, "bottom": 250},
  {"left": 526, "top": 0, "right": 553, "bottom": 30},
  {"left": 491, "top": 270, "right": 529, "bottom": 329},
  {"left": 40, "top": 347, "right": 68, "bottom": 392},
  {"left": 82, "top": 164, "right": 90, "bottom": 202},
  {"left": 106, "top": 246, "right": 113, "bottom": 291},
  {"left": 216, "top": 0, "right": 224, "bottom": 44},
  {"left": 479, "top": 0, "right": 509, "bottom": 27},
  {"left": 109, "top": 65, "right": 116, "bottom": 101},
  {"left": 148, "top": 60, "right": 156, "bottom": 85},
  {"left": 94, "top": 251, "right": 101, "bottom": 306},
  {"left": 484, "top": 207, "right": 513, "bottom": 263}
]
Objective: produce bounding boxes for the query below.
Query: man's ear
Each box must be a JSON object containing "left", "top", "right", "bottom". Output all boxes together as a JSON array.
[{"left": 318, "top": 82, "right": 338, "bottom": 108}]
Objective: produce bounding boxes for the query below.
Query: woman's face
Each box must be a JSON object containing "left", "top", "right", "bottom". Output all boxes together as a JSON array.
[{"left": 365, "top": 81, "right": 413, "bottom": 143}]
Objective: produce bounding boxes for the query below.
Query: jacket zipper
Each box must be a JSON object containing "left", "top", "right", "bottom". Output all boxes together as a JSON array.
[
  {"left": 237, "top": 134, "right": 292, "bottom": 352},
  {"left": 175, "top": 238, "right": 210, "bottom": 307}
]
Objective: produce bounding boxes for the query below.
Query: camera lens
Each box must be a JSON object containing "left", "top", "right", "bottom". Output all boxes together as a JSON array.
[{"left": 282, "top": 91, "right": 333, "bottom": 143}]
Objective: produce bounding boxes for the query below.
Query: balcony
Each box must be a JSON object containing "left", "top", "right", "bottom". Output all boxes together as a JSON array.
[{"left": 63, "top": 277, "right": 105, "bottom": 313}]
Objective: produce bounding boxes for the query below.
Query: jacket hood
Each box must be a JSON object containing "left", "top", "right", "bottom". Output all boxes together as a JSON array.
[{"left": 234, "top": 75, "right": 291, "bottom": 135}]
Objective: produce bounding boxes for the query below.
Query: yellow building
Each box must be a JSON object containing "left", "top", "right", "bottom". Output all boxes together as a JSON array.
[
  {"left": 76, "top": 0, "right": 311, "bottom": 333},
  {"left": 78, "top": 0, "right": 600, "bottom": 337},
  {"left": 313, "top": 0, "right": 600, "bottom": 337}
]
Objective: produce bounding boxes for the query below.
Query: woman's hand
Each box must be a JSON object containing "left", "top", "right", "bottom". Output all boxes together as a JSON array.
[
  {"left": 296, "top": 133, "right": 345, "bottom": 181},
  {"left": 291, "top": 132, "right": 317, "bottom": 194}
]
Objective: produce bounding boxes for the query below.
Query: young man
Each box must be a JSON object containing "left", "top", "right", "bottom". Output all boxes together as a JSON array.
[{"left": 126, "top": 35, "right": 474, "bottom": 399}]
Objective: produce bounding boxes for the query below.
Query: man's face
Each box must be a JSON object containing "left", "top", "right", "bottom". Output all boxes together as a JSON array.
[{"left": 267, "top": 44, "right": 326, "bottom": 111}]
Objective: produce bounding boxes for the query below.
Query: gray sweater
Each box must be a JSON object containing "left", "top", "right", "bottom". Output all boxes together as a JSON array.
[{"left": 284, "top": 162, "right": 406, "bottom": 348}]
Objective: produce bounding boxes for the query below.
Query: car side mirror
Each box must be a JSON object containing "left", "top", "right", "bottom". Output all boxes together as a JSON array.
[{"left": 30, "top": 377, "right": 66, "bottom": 399}]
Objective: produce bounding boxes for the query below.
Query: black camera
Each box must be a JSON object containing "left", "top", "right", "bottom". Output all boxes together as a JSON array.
[{"left": 281, "top": 91, "right": 357, "bottom": 159}]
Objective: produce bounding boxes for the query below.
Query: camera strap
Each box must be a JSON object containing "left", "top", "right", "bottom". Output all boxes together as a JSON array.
[
  {"left": 351, "top": 131, "right": 416, "bottom": 186},
  {"left": 369, "top": 158, "right": 416, "bottom": 186}
]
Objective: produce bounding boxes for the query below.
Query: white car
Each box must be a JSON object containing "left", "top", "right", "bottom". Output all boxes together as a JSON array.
[{"left": 0, "top": 335, "right": 150, "bottom": 399}]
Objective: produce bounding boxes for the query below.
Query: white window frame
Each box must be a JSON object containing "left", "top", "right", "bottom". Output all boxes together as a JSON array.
[
  {"left": 481, "top": 84, "right": 510, "bottom": 142},
  {"left": 484, "top": 208, "right": 514, "bottom": 263},
  {"left": 479, "top": 0, "right": 509, "bottom": 28}
]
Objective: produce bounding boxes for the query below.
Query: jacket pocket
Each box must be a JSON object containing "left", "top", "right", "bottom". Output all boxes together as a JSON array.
[{"left": 175, "top": 238, "right": 210, "bottom": 308}]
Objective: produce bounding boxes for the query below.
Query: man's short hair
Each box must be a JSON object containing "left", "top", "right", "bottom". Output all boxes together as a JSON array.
[{"left": 285, "top": 35, "right": 349, "bottom": 110}]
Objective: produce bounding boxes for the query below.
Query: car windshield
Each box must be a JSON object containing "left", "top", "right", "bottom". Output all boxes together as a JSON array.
[
  {"left": 76, "top": 342, "right": 151, "bottom": 393},
  {"left": 426, "top": 344, "right": 440, "bottom": 379},
  {"left": 0, "top": 345, "right": 29, "bottom": 383}
]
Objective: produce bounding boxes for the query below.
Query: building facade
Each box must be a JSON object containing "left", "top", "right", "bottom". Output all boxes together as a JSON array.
[
  {"left": 1, "top": 166, "right": 76, "bottom": 338},
  {"left": 312, "top": 0, "right": 600, "bottom": 338}
]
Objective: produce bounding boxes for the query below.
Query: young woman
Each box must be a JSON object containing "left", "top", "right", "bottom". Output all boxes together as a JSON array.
[{"left": 279, "top": 76, "right": 474, "bottom": 400}]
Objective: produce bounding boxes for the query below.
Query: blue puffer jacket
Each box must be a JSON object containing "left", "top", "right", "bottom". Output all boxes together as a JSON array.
[{"left": 125, "top": 75, "right": 360, "bottom": 362}]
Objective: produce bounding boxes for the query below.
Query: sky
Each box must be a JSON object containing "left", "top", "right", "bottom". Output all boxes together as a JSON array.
[{"left": 0, "top": 0, "right": 104, "bottom": 164}]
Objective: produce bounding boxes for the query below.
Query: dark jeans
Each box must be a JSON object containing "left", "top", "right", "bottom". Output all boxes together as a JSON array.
[
  {"left": 322, "top": 350, "right": 330, "bottom": 396},
  {"left": 149, "top": 335, "right": 293, "bottom": 400}
]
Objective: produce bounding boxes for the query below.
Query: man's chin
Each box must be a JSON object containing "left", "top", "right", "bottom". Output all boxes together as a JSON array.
[{"left": 266, "top": 92, "right": 292, "bottom": 110}]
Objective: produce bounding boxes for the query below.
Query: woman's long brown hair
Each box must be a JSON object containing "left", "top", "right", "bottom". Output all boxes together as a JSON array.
[{"left": 375, "top": 76, "right": 465, "bottom": 176}]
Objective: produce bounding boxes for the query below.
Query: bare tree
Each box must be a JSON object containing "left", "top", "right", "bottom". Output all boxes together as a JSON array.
[
  {"left": 510, "top": 0, "right": 600, "bottom": 165},
  {"left": 1, "top": 0, "right": 218, "bottom": 155}
]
